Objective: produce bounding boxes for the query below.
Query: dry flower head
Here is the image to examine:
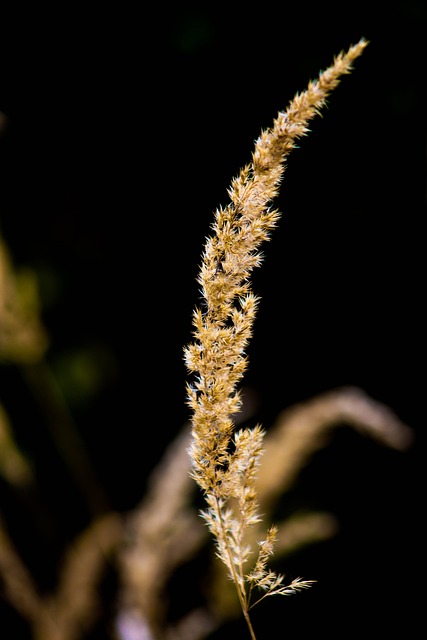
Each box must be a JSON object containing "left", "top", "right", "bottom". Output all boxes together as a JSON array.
[{"left": 184, "top": 39, "right": 368, "bottom": 638}]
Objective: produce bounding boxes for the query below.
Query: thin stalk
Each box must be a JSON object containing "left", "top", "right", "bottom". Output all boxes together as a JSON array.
[
  {"left": 242, "top": 607, "right": 257, "bottom": 640},
  {"left": 213, "top": 495, "right": 257, "bottom": 640}
]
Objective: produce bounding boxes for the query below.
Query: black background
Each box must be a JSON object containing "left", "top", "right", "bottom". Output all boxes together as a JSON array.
[{"left": 0, "top": 1, "right": 425, "bottom": 638}]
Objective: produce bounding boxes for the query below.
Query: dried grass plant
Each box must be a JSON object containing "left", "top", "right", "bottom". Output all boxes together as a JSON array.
[
  {"left": 183, "top": 38, "right": 368, "bottom": 639},
  {"left": 0, "top": 35, "right": 415, "bottom": 640}
]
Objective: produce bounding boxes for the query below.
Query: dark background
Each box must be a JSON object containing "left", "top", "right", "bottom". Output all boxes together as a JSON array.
[{"left": 0, "top": 1, "right": 425, "bottom": 638}]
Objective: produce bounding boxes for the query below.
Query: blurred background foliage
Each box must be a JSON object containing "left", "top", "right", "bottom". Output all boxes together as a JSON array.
[{"left": 0, "top": 1, "right": 425, "bottom": 637}]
